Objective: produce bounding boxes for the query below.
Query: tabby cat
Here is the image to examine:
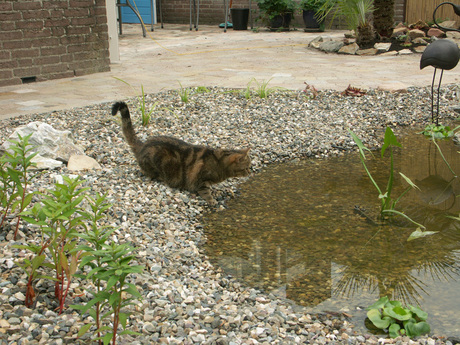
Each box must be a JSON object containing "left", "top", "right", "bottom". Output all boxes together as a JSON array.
[{"left": 112, "top": 101, "right": 251, "bottom": 205}]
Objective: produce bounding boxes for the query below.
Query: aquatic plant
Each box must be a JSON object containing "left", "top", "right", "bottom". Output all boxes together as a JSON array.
[
  {"left": 420, "top": 123, "right": 460, "bottom": 139},
  {"left": 349, "top": 127, "right": 436, "bottom": 241},
  {"left": 366, "top": 296, "right": 430, "bottom": 338}
]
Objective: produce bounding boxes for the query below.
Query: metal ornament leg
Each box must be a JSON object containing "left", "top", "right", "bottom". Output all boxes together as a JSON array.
[
  {"left": 431, "top": 68, "right": 437, "bottom": 125},
  {"left": 436, "top": 69, "right": 444, "bottom": 126}
]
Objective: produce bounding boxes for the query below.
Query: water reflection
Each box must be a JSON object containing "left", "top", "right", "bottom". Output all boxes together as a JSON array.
[{"left": 203, "top": 131, "right": 460, "bottom": 337}]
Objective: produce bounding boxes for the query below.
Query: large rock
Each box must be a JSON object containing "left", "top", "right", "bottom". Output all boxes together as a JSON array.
[
  {"left": 1, "top": 122, "right": 85, "bottom": 169},
  {"left": 408, "top": 29, "right": 425, "bottom": 40},
  {"left": 427, "top": 28, "right": 446, "bottom": 38},
  {"left": 319, "top": 40, "right": 344, "bottom": 53},
  {"left": 392, "top": 26, "right": 408, "bottom": 38}
]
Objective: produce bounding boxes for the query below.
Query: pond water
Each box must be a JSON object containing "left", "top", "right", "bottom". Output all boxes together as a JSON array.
[{"left": 203, "top": 130, "right": 460, "bottom": 337}]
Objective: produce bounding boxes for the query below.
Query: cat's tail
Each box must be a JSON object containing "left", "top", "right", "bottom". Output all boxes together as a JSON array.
[{"left": 112, "top": 101, "right": 143, "bottom": 153}]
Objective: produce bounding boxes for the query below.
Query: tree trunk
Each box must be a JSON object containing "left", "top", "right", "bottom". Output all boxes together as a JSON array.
[
  {"left": 357, "top": 21, "right": 376, "bottom": 48},
  {"left": 373, "top": 0, "right": 395, "bottom": 38}
]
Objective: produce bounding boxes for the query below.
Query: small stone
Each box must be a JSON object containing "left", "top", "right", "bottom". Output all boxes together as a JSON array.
[
  {"left": 356, "top": 48, "right": 378, "bottom": 56},
  {"left": 67, "top": 155, "right": 102, "bottom": 171},
  {"left": 398, "top": 49, "right": 413, "bottom": 55},
  {"left": 338, "top": 43, "right": 359, "bottom": 55},
  {"left": 374, "top": 42, "right": 391, "bottom": 53}
]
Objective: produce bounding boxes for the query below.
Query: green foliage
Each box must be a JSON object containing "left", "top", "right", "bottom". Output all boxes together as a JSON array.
[
  {"left": 113, "top": 77, "right": 159, "bottom": 126},
  {"left": 18, "top": 176, "right": 89, "bottom": 313},
  {"left": 256, "top": 0, "right": 298, "bottom": 18},
  {"left": 317, "top": 0, "right": 374, "bottom": 34},
  {"left": 72, "top": 238, "right": 143, "bottom": 345},
  {"left": 195, "top": 86, "right": 210, "bottom": 93},
  {"left": 366, "top": 297, "right": 431, "bottom": 338},
  {"left": 299, "top": 0, "right": 331, "bottom": 12},
  {"left": 177, "top": 82, "right": 191, "bottom": 103},
  {"left": 243, "top": 78, "right": 281, "bottom": 99},
  {"left": 0, "top": 133, "right": 38, "bottom": 240},
  {"left": 420, "top": 124, "right": 460, "bottom": 139},
  {"left": 349, "top": 127, "right": 435, "bottom": 241}
]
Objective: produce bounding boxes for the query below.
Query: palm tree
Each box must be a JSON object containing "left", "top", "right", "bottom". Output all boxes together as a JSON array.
[
  {"left": 373, "top": 0, "right": 395, "bottom": 38},
  {"left": 317, "top": 0, "right": 376, "bottom": 47}
]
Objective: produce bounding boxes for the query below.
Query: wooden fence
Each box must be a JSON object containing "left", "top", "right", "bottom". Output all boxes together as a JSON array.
[{"left": 405, "top": 0, "right": 459, "bottom": 24}]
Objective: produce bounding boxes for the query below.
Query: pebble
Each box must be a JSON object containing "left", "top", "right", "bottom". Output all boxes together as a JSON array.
[{"left": 1, "top": 86, "right": 460, "bottom": 344}]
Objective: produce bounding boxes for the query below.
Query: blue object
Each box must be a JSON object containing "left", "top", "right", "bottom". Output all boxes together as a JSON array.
[{"left": 119, "top": 0, "right": 156, "bottom": 24}]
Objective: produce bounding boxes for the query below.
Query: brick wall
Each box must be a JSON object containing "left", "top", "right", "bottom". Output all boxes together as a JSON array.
[
  {"left": 0, "top": 0, "right": 111, "bottom": 87},
  {"left": 157, "top": 0, "right": 404, "bottom": 28}
]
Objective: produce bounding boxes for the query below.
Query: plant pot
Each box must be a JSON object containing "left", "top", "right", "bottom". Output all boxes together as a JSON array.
[
  {"left": 231, "top": 8, "right": 250, "bottom": 30},
  {"left": 302, "top": 10, "right": 324, "bottom": 31},
  {"left": 269, "top": 13, "right": 292, "bottom": 31}
]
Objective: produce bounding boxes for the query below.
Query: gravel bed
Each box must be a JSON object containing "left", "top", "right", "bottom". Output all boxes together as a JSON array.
[{"left": 1, "top": 85, "right": 460, "bottom": 345}]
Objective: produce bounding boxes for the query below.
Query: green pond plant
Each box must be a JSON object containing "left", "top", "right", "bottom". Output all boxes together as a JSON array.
[
  {"left": 366, "top": 296, "right": 431, "bottom": 338},
  {"left": 349, "top": 127, "right": 437, "bottom": 241},
  {"left": 420, "top": 123, "right": 460, "bottom": 139}
]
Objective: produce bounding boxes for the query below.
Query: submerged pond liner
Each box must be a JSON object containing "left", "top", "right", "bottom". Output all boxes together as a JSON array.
[{"left": 204, "top": 130, "right": 460, "bottom": 337}]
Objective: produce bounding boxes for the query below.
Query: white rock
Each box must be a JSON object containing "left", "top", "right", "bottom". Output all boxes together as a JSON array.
[{"left": 67, "top": 155, "right": 102, "bottom": 171}]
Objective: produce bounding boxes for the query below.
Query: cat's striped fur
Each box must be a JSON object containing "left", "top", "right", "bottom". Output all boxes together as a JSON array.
[{"left": 112, "top": 101, "right": 251, "bottom": 205}]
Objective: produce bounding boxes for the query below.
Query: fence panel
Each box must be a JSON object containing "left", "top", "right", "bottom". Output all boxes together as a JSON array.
[{"left": 405, "top": 0, "right": 459, "bottom": 24}]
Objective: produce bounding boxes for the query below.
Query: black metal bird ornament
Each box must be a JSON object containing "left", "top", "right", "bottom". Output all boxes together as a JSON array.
[{"left": 420, "top": 39, "right": 460, "bottom": 126}]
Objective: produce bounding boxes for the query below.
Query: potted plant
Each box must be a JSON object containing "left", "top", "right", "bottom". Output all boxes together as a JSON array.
[
  {"left": 300, "top": 0, "right": 330, "bottom": 31},
  {"left": 256, "top": 0, "right": 298, "bottom": 30}
]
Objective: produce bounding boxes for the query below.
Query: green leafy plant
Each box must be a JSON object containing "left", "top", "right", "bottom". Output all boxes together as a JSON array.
[
  {"left": 317, "top": 0, "right": 375, "bottom": 46},
  {"left": 255, "top": 0, "right": 298, "bottom": 23},
  {"left": 0, "top": 133, "right": 38, "bottom": 240},
  {"left": 300, "top": 0, "right": 330, "bottom": 12},
  {"left": 18, "top": 176, "right": 89, "bottom": 313},
  {"left": 195, "top": 86, "right": 210, "bottom": 93},
  {"left": 349, "top": 127, "right": 436, "bottom": 241},
  {"left": 420, "top": 123, "right": 460, "bottom": 139},
  {"left": 177, "top": 82, "right": 192, "bottom": 103},
  {"left": 366, "top": 296, "right": 431, "bottom": 338},
  {"left": 72, "top": 241, "right": 144, "bottom": 345},
  {"left": 72, "top": 192, "right": 118, "bottom": 344}
]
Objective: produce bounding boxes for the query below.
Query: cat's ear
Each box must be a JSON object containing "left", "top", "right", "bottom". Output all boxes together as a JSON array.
[{"left": 229, "top": 149, "right": 250, "bottom": 163}]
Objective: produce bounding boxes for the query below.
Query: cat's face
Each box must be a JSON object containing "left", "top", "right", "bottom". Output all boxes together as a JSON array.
[{"left": 226, "top": 148, "right": 251, "bottom": 177}]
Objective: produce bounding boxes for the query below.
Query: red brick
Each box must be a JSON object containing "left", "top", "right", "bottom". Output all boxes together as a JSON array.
[
  {"left": 13, "top": 66, "right": 41, "bottom": 78},
  {"left": 0, "top": 12, "right": 22, "bottom": 21},
  {"left": 44, "top": 18, "right": 71, "bottom": 27},
  {"left": 0, "top": 31, "right": 24, "bottom": 41},
  {"left": 0, "top": 51, "right": 11, "bottom": 61},
  {"left": 64, "top": 8, "right": 90, "bottom": 17},
  {"left": 12, "top": 48, "right": 40, "bottom": 59},
  {"left": 65, "top": 26, "right": 91, "bottom": 35},
  {"left": 0, "top": 3, "right": 13, "bottom": 11},
  {"left": 40, "top": 46, "right": 67, "bottom": 56},
  {"left": 22, "top": 9, "right": 51, "bottom": 20},
  {"left": 16, "top": 20, "right": 45, "bottom": 30},
  {"left": 0, "top": 60, "right": 18, "bottom": 69},
  {"left": 69, "top": 0, "right": 93, "bottom": 8},
  {"left": 43, "top": 1, "right": 69, "bottom": 10},
  {"left": 71, "top": 17, "right": 96, "bottom": 26},
  {"left": 13, "top": 1, "right": 43, "bottom": 11},
  {"left": 3, "top": 40, "right": 33, "bottom": 50},
  {"left": 31, "top": 37, "right": 60, "bottom": 47},
  {"left": 17, "top": 58, "right": 34, "bottom": 67}
]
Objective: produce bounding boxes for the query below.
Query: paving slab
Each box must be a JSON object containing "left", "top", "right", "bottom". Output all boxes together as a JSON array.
[{"left": 1, "top": 24, "right": 459, "bottom": 120}]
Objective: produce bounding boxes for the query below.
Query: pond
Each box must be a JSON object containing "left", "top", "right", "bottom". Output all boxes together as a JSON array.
[{"left": 203, "top": 129, "right": 460, "bottom": 338}]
